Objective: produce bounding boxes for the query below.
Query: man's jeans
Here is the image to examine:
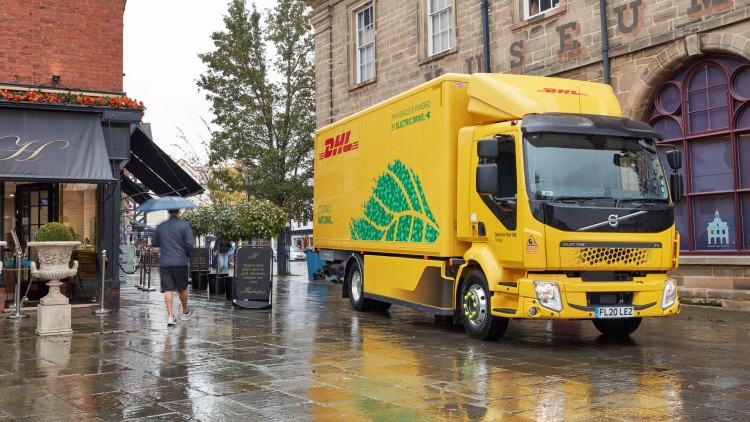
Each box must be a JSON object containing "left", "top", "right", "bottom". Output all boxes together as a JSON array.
[{"left": 219, "top": 253, "right": 229, "bottom": 274}]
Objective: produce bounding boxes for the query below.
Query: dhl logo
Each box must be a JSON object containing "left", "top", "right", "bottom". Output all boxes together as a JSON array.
[
  {"left": 539, "top": 87, "right": 587, "bottom": 96},
  {"left": 319, "top": 131, "right": 359, "bottom": 160}
]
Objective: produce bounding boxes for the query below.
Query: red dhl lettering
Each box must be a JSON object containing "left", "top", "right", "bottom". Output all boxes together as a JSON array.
[
  {"left": 319, "top": 131, "right": 359, "bottom": 160},
  {"left": 540, "top": 87, "right": 583, "bottom": 95}
]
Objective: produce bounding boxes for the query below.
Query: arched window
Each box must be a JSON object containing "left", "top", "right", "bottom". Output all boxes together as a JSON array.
[{"left": 646, "top": 55, "right": 750, "bottom": 253}]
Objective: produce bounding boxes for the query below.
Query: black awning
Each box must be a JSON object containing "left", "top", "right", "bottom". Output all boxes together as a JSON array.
[
  {"left": 125, "top": 124, "right": 204, "bottom": 197},
  {"left": 120, "top": 174, "right": 151, "bottom": 204},
  {"left": 0, "top": 108, "right": 113, "bottom": 182}
]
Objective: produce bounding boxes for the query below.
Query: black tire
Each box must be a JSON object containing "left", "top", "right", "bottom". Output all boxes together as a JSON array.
[
  {"left": 347, "top": 255, "right": 372, "bottom": 311},
  {"left": 459, "top": 270, "right": 508, "bottom": 341},
  {"left": 371, "top": 301, "right": 392, "bottom": 312},
  {"left": 592, "top": 317, "right": 642, "bottom": 337}
]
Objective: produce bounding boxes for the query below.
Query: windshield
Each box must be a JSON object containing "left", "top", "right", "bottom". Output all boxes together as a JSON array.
[{"left": 524, "top": 134, "right": 669, "bottom": 202}]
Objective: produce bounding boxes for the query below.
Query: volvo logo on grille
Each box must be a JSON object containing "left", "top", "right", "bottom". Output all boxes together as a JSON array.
[{"left": 608, "top": 214, "right": 619, "bottom": 227}]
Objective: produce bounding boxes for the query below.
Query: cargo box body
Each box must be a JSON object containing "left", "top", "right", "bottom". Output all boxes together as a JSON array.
[{"left": 313, "top": 75, "right": 474, "bottom": 258}]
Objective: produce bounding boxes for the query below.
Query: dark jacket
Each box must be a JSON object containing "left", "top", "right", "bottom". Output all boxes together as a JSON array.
[
  {"left": 152, "top": 215, "right": 194, "bottom": 267},
  {"left": 217, "top": 241, "right": 231, "bottom": 254}
]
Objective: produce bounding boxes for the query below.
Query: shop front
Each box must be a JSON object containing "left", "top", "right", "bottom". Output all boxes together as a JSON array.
[{"left": 1, "top": 103, "right": 141, "bottom": 308}]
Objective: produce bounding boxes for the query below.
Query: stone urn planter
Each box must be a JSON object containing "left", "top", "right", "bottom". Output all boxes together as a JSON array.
[{"left": 28, "top": 240, "right": 80, "bottom": 336}]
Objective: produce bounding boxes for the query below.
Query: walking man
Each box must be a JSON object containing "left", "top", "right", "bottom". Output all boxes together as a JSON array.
[{"left": 152, "top": 209, "right": 194, "bottom": 327}]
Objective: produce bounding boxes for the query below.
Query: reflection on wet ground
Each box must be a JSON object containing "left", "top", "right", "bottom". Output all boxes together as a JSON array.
[{"left": 1, "top": 261, "right": 749, "bottom": 421}]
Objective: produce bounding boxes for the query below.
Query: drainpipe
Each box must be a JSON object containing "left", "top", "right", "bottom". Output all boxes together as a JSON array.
[
  {"left": 599, "top": 0, "right": 611, "bottom": 84},
  {"left": 481, "top": 0, "right": 491, "bottom": 73}
]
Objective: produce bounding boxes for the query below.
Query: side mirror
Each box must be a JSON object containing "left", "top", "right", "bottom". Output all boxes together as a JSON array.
[
  {"left": 476, "top": 164, "right": 498, "bottom": 194},
  {"left": 477, "top": 139, "right": 498, "bottom": 159},
  {"left": 666, "top": 149, "right": 682, "bottom": 170},
  {"left": 669, "top": 172, "right": 684, "bottom": 202}
]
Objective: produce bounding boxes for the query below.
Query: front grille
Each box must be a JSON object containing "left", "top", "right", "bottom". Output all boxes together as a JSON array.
[
  {"left": 572, "top": 247, "right": 650, "bottom": 267},
  {"left": 587, "top": 292, "right": 633, "bottom": 306}
]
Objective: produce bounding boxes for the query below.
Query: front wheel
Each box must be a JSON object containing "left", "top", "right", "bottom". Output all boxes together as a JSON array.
[
  {"left": 459, "top": 271, "right": 508, "bottom": 341},
  {"left": 592, "top": 317, "right": 642, "bottom": 337}
]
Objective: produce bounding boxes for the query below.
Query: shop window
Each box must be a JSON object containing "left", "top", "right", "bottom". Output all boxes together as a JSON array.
[
  {"left": 738, "top": 104, "right": 750, "bottom": 129},
  {"left": 692, "top": 195, "right": 736, "bottom": 250},
  {"left": 427, "top": 0, "right": 454, "bottom": 56},
  {"left": 355, "top": 4, "right": 375, "bottom": 84},
  {"left": 689, "top": 138, "right": 733, "bottom": 192},
  {"left": 675, "top": 200, "right": 690, "bottom": 251},
  {"left": 652, "top": 116, "right": 682, "bottom": 141},
  {"left": 646, "top": 55, "right": 750, "bottom": 252},
  {"left": 687, "top": 64, "right": 729, "bottom": 133},
  {"left": 731, "top": 66, "right": 750, "bottom": 100},
  {"left": 740, "top": 134, "right": 750, "bottom": 189},
  {"left": 524, "top": 0, "right": 560, "bottom": 19}
]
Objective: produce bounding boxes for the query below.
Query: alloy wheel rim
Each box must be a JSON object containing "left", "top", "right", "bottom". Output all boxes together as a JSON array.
[
  {"left": 351, "top": 271, "right": 362, "bottom": 301},
  {"left": 463, "top": 284, "right": 487, "bottom": 328}
]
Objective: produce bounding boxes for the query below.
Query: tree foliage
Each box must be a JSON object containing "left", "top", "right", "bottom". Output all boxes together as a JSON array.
[
  {"left": 197, "top": 0, "right": 315, "bottom": 223},
  {"left": 182, "top": 198, "right": 287, "bottom": 242}
]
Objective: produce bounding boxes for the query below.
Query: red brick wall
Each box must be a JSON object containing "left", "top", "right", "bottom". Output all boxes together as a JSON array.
[{"left": 0, "top": 0, "right": 124, "bottom": 92}]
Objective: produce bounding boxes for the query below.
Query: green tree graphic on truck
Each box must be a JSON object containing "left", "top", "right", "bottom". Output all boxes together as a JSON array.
[{"left": 350, "top": 160, "right": 440, "bottom": 242}]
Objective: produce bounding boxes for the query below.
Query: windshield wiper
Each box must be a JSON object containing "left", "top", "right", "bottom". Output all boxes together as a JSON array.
[
  {"left": 615, "top": 198, "right": 667, "bottom": 208},
  {"left": 549, "top": 196, "right": 613, "bottom": 204}
]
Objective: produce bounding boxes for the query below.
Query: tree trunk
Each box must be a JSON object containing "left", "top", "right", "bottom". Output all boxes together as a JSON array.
[{"left": 276, "top": 227, "right": 291, "bottom": 276}]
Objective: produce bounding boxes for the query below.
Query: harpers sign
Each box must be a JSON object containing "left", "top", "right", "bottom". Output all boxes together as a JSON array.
[{"left": 0, "top": 108, "right": 113, "bottom": 182}]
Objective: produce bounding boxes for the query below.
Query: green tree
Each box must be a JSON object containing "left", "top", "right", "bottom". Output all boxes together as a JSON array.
[{"left": 198, "top": 0, "right": 315, "bottom": 274}]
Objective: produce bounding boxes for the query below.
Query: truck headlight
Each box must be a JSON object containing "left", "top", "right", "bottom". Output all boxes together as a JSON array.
[
  {"left": 534, "top": 281, "right": 562, "bottom": 312},
  {"left": 661, "top": 278, "right": 677, "bottom": 309}
]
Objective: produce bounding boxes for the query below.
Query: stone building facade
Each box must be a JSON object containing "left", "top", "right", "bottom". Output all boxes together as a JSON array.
[{"left": 305, "top": 0, "right": 750, "bottom": 302}]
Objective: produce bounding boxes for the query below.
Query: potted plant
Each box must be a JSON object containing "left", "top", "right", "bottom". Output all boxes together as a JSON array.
[{"left": 27, "top": 222, "right": 80, "bottom": 336}]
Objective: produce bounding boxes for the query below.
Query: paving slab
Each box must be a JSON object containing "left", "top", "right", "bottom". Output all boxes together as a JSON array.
[{"left": 1, "top": 261, "right": 749, "bottom": 421}]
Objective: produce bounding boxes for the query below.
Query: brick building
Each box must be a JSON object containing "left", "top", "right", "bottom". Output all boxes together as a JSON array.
[
  {"left": 1, "top": 1, "right": 201, "bottom": 310},
  {"left": 305, "top": 0, "right": 750, "bottom": 301}
]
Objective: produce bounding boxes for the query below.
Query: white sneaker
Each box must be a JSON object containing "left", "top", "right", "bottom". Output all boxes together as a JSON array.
[
  {"left": 167, "top": 315, "right": 176, "bottom": 327},
  {"left": 181, "top": 309, "right": 193, "bottom": 321}
]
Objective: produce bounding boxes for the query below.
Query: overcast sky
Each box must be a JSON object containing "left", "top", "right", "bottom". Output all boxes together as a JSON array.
[{"left": 123, "top": 0, "right": 278, "bottom": 160}]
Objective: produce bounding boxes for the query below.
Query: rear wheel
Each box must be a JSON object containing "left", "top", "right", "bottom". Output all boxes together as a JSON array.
[
  {"left": 459, "top": 271, "right": 508, "bottom": 340},
  {"left": 347, "top": 255, "right": 372, "bottom": 311},
  {"left": 592, "top": 317, "right": 642, "bottom": 337}
]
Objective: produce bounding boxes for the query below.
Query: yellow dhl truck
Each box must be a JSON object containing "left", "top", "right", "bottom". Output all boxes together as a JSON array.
[{"left": 312, "top": 73, "right": 684, "bottom": 340}]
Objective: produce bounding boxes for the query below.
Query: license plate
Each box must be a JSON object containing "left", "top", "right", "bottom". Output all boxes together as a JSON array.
[{"left": 596, "top": 306, "right": 634, "bottom": 318}]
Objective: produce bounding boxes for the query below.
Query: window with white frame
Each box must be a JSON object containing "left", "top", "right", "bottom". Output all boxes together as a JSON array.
[
  {"left": 355, "top": 5, "right": 374, "bottom": 83},
  {"left": 524, "top": 0, "right": 560, "bottom": 19},
  {"left": 428, "top": 0, "right": 454, "bottom": 56}
]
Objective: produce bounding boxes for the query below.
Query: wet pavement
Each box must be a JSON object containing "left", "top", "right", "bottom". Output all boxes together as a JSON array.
[{"left": 1, "top": 260, "right": 750, "bottom": 421}]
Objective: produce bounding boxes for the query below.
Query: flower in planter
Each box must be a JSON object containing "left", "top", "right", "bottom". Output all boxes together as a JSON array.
[{"left": 1, "top": 89, "right": 145, "bottom": 116}]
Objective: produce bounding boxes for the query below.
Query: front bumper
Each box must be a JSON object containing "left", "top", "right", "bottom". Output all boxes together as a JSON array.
[{"left": 491, "top": 273, "right": 680, "bottom": 319}]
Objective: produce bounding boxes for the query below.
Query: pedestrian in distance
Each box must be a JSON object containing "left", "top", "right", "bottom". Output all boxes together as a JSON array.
[
  {"left": 215, "top": 239, "right": 232, "bottom": 274},
  {"left": 152, "top": 209, "right": 194, "bottom": 327}
]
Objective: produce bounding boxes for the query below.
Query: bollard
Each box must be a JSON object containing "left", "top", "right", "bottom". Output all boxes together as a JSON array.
[
  {"left": 144, "top": 247, "right": 156, "bottom": 291},
  {"left": 137, "top": 246, "right": 145, "bottom": 290},
  {"left": 8, "top": 247, "right": 28, "bottom": 319},
  {"left": 92, "top": 250, "right": 112, "bottom": 315}
]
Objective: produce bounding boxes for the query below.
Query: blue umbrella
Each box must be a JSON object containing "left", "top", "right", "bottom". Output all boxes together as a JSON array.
[{"left": 136, "top": 196, "right": 197, "bottom": 213}]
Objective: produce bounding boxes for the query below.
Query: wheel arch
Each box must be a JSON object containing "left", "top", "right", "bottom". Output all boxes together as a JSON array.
[{"left": 454, "top": 243, "right": 503, "bottom": 301}]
